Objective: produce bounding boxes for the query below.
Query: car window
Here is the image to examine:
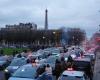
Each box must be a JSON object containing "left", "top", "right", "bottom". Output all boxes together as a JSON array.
[
  {"left": 51, "top": 50, "right": 60, "bottom": 53},
  {"left": 74, "top": 61, "right": 90, "bottom": 67},
  {"left": 0, "top": 57, "right": 6, "bottom": 61},
  {"left": 61, "top": 75, "right": 84, "bottom": 80},
  {"left": 12, "top": 66, "right": 37, "bottom": 79},
  {"left": 10, "top": 59, "right": 26, "bottom": 66}
]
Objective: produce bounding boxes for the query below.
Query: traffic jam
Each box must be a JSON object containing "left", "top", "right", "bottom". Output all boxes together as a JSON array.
[{"left": 0, "top": 46, "right": 96, "bottom": 80}]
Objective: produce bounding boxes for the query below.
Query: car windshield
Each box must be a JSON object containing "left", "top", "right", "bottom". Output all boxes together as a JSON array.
[
  {"left": 61, "top": 75, "right": 84, "bottom": 80},
  {"left": 0, "top": 57, "right": 6, "bottom": 61},
  {"left": 12, "top": 66, "right": 37, "bottom": 79},
  {"left": 10, "top": 58, "right": 26, "bottom": 66},
  {"left": 45, "top": 56, "right": 58, "bottom": 64}
]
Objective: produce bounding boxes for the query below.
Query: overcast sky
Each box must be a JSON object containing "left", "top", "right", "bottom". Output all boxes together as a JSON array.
[{"left": 0, "top": 0, "right": 100, "bottom": 38}]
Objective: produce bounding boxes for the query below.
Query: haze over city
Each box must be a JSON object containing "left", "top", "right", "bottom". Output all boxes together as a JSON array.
[{"left": 0, "top": 0, "right": 100, "bottom": 38}]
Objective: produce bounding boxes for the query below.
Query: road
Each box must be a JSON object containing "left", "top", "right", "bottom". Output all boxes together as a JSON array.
[{"left": 93, "top": 51, "right": 100, "bottom": 80}]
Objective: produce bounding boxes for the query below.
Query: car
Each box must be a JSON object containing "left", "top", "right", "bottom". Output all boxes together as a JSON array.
[
  {"left": 58, "top": 69, "right": 86, "bottom": 80},
  {"left": 83, "top": 53, "right": 95, "bottom": 62},
  {"left": 73, "top": 57, "right": 91, "bottom": 71},
  {"left": 31, "top": 53, "right": 47, "bottom": 60},
  {"left": 73, "top": 57, "right": 93, "bottom": 79},
  {"left": 0, "top": 56, "right": 11, "bottom": 69},
  {"left": 83, "top": 53, "right": 96, "bottom": 69},
  {"left": 39, "top": 55, "right": 60, "bottom": 68},
  {"left": 5, "top": 57, "right": 27, "bottom": 75},
  {"left": 8, "top": 64, "right": 45, "bottom": 80}
]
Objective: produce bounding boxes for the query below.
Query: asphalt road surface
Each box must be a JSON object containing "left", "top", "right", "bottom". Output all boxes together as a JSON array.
[{"left": 93, "top": 51, "right": 100, "bottom": 80}]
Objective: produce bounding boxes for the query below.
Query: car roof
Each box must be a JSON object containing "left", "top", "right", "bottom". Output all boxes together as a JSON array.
[
  {"left": 21, "top": 64, "right": 33, "bottom": 67},
  {"left": 14, "top": 57, "right": 26, "bottom": 60},
  {"left": 22, "top": 63, "right": 43, "bottom": 69},
  {"left": 84, "top": 53, "right": 94, "bottom": 56},
  {"left": 62, "top": 70, "right": 84, "bottom": 77},
  {"left": 74, "top": 57, "right": 91, "bottom": 62}
]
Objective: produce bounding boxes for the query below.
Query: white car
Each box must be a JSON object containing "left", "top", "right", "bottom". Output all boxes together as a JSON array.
[{"left": 58, "top": 69, "right": 86, "bottom": 80}]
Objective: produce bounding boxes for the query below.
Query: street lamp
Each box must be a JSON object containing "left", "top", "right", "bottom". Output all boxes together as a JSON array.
[
  {"left": 42, "top": 36, "right": 46, "bottom": 45},
  {"left": 72, "top": 36, "right": 75, "bottom": 45},
  {"left": 53, "top": 31, "right": 56, "bottom": 45},
  {"left": 43, "top": 36, "right": 45, "bottom": 39},
  {"left": 53, "top": 31, "right": 56, "bottom": 34}
]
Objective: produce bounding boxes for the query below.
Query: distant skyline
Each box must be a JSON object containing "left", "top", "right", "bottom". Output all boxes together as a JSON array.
[{"left": 0, "top": 0, "right": 100, "bottom": 38}]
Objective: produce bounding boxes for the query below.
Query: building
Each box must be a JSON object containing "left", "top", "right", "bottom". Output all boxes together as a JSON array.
[{"left": 5, "top": 22, "right": 37, "bottom": 30}]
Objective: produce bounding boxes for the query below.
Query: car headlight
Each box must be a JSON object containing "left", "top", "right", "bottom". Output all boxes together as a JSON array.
[{"left": 5, "top": 69, "right": 8, "bottom": 72}]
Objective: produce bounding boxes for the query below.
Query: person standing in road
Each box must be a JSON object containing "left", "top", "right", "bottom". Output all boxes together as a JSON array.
[
  {"left": 0, "top": 67, "right": 6, "bottom": 80},
  {"left": 60, "top": 57, "right": 67, "bottom": 72},
  {"left": 45, "top": 64, "right": 53, "bottom": 80},
  {"left": 45, "top": 64, "right": 52, "bottom": 75},
  {"left": 53, "top": 59, "right": 62, "bottom": 80}
]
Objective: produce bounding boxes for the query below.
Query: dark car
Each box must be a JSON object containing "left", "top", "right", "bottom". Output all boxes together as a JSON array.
[
  {"left": 8, "top": 64, "right": 45, "bottom": 80},
  {"left": 5, "top": 57, "right": 27, "bottom": 75},
  {"left": 74, "top": 57, "right": 91, "bottom": 70},
  {"left": 0, "top": 56, "right": 11, "bottom": 69},
  {"left": 73, "top": 57, "right": 93, "bottom": 79}
]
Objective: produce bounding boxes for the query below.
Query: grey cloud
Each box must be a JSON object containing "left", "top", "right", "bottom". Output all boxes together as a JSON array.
[{"left": 0, "top": 0, "right": 100, "bottom": 38}]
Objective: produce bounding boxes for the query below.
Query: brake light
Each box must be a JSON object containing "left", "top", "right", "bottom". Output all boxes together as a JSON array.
[{"left": 67, "top": 68, "right": 73, "bottom": 71}]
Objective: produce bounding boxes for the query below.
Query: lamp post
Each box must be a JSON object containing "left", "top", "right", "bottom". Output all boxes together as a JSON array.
[
  {"left": 42, "top": 36, "right": 46, "bottom": 45},
  {"left": 76, "top": 38, "right": 79, "bottom": 45},
  {"left": 53, "top": 31, "right": 56, "bottom": 46},
  {"left": 72, "top": 36, "right": 75, "bottom": 45}
]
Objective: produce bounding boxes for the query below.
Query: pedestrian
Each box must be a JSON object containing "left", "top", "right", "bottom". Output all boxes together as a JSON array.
[
  {"left": 12, "top": 50, "right": 16, "bottom": 57},
  {"left": 45, "top": 64, "right": 53, "bottom": 80},
  {"left": 31, "top": 59, "right": 37, "bottom": 67},
  {"left": 36, "top": 64, "right": 46, "bottom": 78},
  {"left": 0, "top": 49, "right": 4, "bottom": 56},
  {"left": 53, "top": 59, "right": 62, "bottom": 80},
  {"left": 35, "top": 59, "right": 40, "bottom": 66},
  {"left": 66, "top": 61, "right": 77, "bottom": 71},
  {"left": 86, "top": 65, "right": 93, "bottom": 80},
  {"left": 67, "top": 55, "right": 73, "bottom": 63},
  {"left": 0, "top": 67, "right": 6, "bottom": 80},
  {"left": 66, "top": 62, "right": 71, "bottom": 68},
  {"left": 21, "top": 50, "right": 27, "bottom": 57},
  {"left": 60, "top": 57, "right": 67, "bottom": 72},
  {"left": 45, "top": 64, "right": 52, "bottom": 75}
]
